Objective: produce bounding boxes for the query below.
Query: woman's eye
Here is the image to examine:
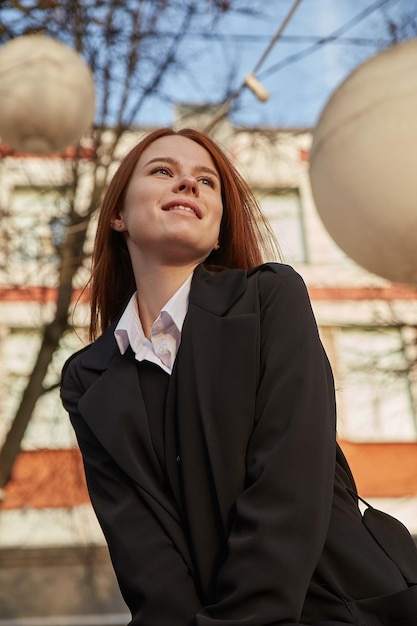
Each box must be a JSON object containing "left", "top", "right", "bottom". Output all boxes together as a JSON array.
[
  {"left": 151, "top": 166, "right": 170, "bottom": 176},
  {"left": 199, "top": 177, "right": 215, "bottom": 188}
]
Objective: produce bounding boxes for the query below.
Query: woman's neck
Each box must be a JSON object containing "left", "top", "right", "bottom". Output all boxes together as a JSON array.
[{"left": 134, "top": 263, "right": 197, "bottom": 338}]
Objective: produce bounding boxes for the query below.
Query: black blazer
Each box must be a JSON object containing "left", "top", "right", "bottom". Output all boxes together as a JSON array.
[{"left": 61, "top": 263, "right": 417, "bottom": 626}]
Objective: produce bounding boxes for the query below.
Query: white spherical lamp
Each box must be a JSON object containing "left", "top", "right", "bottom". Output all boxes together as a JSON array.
[
  {"left": 309, "top": 38, "right": 417, "bottom": 286},
  {"left": 0, "top": 34, "right": 95, "bottom": 154}
]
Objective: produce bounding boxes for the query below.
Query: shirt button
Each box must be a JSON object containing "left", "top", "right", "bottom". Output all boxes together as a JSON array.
[
  {"left": 155, "top": 320, "right": 164, "bottom": 331},
  {"left": 158, "top": 345, "right": 167, "bottom": 355}
]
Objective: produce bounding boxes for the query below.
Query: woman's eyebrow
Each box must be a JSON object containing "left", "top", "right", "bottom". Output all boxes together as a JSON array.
[
  {"left": 198, "top": 165, "right": 220, "bottom": 180},
  {"left": 144, "top": 156, "right": 219, "bottom": 179},
  {"left": 145, "top": 156, "right": 178, "bottom": 167}
]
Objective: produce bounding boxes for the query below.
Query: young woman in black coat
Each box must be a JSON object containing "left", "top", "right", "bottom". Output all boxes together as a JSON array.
[{"left": 61, "top": 127, "right": 417, "bottom": 625}]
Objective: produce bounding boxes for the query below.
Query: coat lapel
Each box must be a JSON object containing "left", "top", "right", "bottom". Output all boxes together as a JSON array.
[{"left": 76, "top": 328, "right": 180, "bottom": 523}]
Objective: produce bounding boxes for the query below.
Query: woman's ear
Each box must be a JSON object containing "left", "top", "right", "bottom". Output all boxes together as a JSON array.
[{"left": 110, "top": 212, "right": 126, "bottom": 232}]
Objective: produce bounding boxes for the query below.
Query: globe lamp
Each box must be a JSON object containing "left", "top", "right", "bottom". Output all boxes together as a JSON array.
[
  {"left": 0, "top": 34, "right": 95, "bottom": 154},
  {"left": 309, "top": 38, "right": 417, "bottom": 286}
]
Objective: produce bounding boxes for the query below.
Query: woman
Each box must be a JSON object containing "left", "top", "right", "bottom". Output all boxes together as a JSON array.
[{"left": 61, "top": 128, "right": 417, "bottom": 625}]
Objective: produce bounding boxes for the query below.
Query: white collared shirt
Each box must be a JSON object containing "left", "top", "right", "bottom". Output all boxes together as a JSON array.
[{"left": 114, "top": 274, "right": 192, "bottom": 375}]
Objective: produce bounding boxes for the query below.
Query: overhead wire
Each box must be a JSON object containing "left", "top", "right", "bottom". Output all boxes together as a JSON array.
[
  {"left": 203, "top": 0, "right": 304, "bottom": 133},
  {"left": 203, "top": 0, "right": 402, "bottom": 132},
  {"left": 166, "top": 32, "right": 385, "bottom": 47},
  {"left": 258, "top": 0, "right": 402, "bottom": 81}
]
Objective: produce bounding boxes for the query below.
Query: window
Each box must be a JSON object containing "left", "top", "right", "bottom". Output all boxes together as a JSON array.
[
  {"left": 1, "top": 186, "right": 70, "bottom": 285},
  {"left": 334, "top": 326, "right": 417, "bottom": 442},
  {"left": 257, "top": 189, "right": 307, "bottom": 264}
]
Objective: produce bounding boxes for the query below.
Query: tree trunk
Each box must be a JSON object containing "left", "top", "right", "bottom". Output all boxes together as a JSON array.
[{"left": 0, "top": 214, "right": 87, "bottom": 492}]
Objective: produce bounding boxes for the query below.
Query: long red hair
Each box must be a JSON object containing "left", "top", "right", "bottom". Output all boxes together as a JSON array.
[{"left": 89, "top": 127, "right": 279, "bottom": 339}]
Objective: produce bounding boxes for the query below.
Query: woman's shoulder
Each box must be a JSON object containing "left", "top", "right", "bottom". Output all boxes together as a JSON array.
[
  {"left": 248, "top": 261, "right": 300, "bottom": 277},
  {"left": 248, "top": 262, "right": 308, "bottom": 291},
  {"left": 245, "top": 263, "right": 314, "bottom": 321},
  {"left": 61, "top": 325, "right": 118, "bottom": 382},
  {"left": 62, "top": 343, "right": 92, "bottom": 378},
  {"left": 197, "top": 263, "right": 309, "bottom": 305}
]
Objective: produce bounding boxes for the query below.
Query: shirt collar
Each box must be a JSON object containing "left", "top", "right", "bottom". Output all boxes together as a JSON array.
[
  {"left": 163, "top": 273, "right": 192, "bottom": 333},
  {"left": 114, "top": 273, "right": 193, "bottom": 356}
]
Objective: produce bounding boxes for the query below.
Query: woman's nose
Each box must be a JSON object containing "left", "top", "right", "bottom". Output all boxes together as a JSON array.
[{"left": 174, "top": 174, "right": 199, "bottom": 196}]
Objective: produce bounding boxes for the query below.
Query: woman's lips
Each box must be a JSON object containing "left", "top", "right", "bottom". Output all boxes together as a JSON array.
[{"left": 162, "top": 200, "right": 202, "bottom": 218}]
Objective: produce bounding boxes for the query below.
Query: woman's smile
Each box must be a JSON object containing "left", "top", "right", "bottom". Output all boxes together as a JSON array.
[{"left": 162, "top": 199, "right": 202, "bottom": 218}]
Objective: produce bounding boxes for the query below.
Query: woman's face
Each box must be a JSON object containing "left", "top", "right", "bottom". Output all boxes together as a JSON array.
[{"left": 115, "top": 135, "right": 223, "bottom": 268}]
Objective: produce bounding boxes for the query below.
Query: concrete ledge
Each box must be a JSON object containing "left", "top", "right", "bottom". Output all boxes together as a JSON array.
[
  {"left": 0, "top": 546, "right": 127, "bottom": 621},
  {"left": 0, "top": 615, "right": 129, "bottom": 626}
]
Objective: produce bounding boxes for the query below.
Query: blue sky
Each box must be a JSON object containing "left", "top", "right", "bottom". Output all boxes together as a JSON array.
[{"left": 137, "top": 0, "right": 408, "bottom": 128}]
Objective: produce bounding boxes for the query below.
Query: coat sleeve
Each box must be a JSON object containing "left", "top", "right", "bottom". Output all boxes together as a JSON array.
[
  {"left": 61, "top": 360, "right": 203, "bottom": 626},
  {"left": 192, "top": 266, "right": 337, "bottom": 625}
]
